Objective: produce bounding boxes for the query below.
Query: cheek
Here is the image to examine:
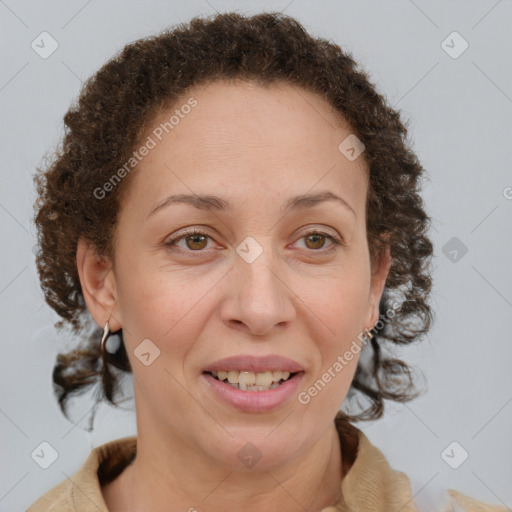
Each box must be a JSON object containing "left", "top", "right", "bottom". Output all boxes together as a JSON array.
[
  {"left": 299, "top": 282, "right": 368, "bottom": 414},
  {"left": 301, "top": 260, "right": 370, "bottom": 396},
  {"left": 306, "top": 262, "right": 372, "bottom": 339},
  {"left": 114, "top": 254, "right": 216, "bottom": 358},
  {"left": 115, "top": 268, "right": 212, "bottom": 412}
]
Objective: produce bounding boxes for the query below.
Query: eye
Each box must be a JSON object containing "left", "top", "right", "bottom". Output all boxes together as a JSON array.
[
  {"left": 294, "top": 230, "right": 343, "bottom": 252},
  {"left": 164, "top": 228, "right": 214, "bottom": 252},
  {"left": 164, "top": 227, "right": 343, "bottom": 254}
]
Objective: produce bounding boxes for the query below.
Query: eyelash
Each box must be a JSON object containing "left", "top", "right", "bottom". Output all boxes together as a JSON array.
[{"left": 164, "top": 227, "right": 344, "bottom": 255}]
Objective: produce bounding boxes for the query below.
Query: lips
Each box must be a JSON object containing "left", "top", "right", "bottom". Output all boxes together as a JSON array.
[
  {"left": 200, "top": 355, "right": 305, "bottom": 412},
  {"left": 202, "top": 354, "right": 304, "bottom": 374},
  {"left": 201, "top": 371, "right": 304, "bottom": 412}
]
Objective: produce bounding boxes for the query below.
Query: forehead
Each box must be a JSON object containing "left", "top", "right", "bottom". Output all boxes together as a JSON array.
[
  {"left": 152, "top": 79, "right": 355, "bottom": 158},
  {"left": 124, "top": 80, "right": 368, "bottom": 215}
]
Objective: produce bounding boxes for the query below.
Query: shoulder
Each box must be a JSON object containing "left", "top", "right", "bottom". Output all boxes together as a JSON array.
[
  {"left": 444, "top": 489, "right": 511, "bottom": 512},
  {"left": 334, "top": 413, "right": 509, "bottom": 512},
  {"left": 25, "top": 478, "right": 70, "bottom": 512},
  {"left": 26, "top": 436, "right": 137, "bottom": 512}
]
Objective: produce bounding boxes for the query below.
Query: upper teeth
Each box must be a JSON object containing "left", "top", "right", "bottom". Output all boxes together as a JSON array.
[{"left": 211, "top": 370, "right": 291, "bottom": 386}]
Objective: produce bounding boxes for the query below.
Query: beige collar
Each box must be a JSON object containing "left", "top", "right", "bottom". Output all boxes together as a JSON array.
[
  {"left": 28, "top": 412, "right": 506, "bottom": 511},
  {"left": 65, "top": 414, "right": 417, "bottom": 512}
]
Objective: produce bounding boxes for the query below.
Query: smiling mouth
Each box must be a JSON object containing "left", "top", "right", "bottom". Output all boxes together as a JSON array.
[{"left": 204, "top": 370, "right": 299, "bottom": 391}]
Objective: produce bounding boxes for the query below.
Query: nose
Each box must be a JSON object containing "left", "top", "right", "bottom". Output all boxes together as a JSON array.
[{"left": 220, "top": 250, "right": 296, "bottom": 337}]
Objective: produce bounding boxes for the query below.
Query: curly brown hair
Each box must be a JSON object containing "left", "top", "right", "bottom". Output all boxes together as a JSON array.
[{"left": 32, "top": 11, "right": 433, "bottom": 427}]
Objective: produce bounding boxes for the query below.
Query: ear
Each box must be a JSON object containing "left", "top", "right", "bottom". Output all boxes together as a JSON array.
[
  {"left": 365, "top": 239, "right": 392, "bottom": 329},
  {"left": 76, "top": 238, "right": 122, "bottom": 332}
]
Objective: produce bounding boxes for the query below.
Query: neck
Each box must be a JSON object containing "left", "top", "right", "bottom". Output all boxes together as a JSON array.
[{"left": 104, "top": 419, "right": 343, "bottom": 512}]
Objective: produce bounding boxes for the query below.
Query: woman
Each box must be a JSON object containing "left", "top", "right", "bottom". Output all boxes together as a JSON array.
[{"left": 28, "top": 11, "right": 506, "bottom": 512}]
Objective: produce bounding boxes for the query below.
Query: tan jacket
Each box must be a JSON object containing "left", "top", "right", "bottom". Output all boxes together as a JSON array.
[{"left": 26, "top": 413, "right": 508, "bottom": 512}]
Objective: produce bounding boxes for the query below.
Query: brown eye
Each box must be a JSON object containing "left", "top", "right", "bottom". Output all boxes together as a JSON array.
[
  {"left": 304, "top": 233, "right": 327, "bottom": 250},
  {"left": 164, "top": 229, "right": 213, "bottom": 252},
  {"left": 296, "top": 230, "right": 343, "bottom": 253},
  {"left": 184, "top": 234, "right": 208, "bottom": 250}
]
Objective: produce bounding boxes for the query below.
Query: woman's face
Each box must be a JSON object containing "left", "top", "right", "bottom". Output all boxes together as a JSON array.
[{"left": 80, "top": 80, "right": 390, "bottom": 470}]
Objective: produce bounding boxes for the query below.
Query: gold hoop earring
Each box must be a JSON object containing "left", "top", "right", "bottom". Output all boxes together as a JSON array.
[
  {"left": 100, "top": 314, "right": 113, "bottom": 359},
  {"left": 364, "top": 328, "right": 374, "bottom": 341},
  {"left": 100, "top": 322, "right": 110, "bottom": 359}
]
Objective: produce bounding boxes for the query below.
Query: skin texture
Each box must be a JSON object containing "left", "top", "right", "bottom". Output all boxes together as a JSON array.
[{"left": 76, "top": 80, "right": 391, "bottom": 512}]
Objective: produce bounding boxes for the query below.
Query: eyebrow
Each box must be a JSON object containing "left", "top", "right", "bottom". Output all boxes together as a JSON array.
[{"left": 147, "top": 190, "right": 356, "bottom": 218}]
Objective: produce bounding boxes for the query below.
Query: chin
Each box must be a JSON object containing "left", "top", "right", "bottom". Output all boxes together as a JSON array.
[{"left": 202, "top": 426, "right": 307, "bottom": 472}]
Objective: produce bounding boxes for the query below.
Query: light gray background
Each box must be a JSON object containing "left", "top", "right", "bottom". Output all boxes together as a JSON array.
[{"left": 1, "top": 1, "right": 511, "bottom": 511}]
